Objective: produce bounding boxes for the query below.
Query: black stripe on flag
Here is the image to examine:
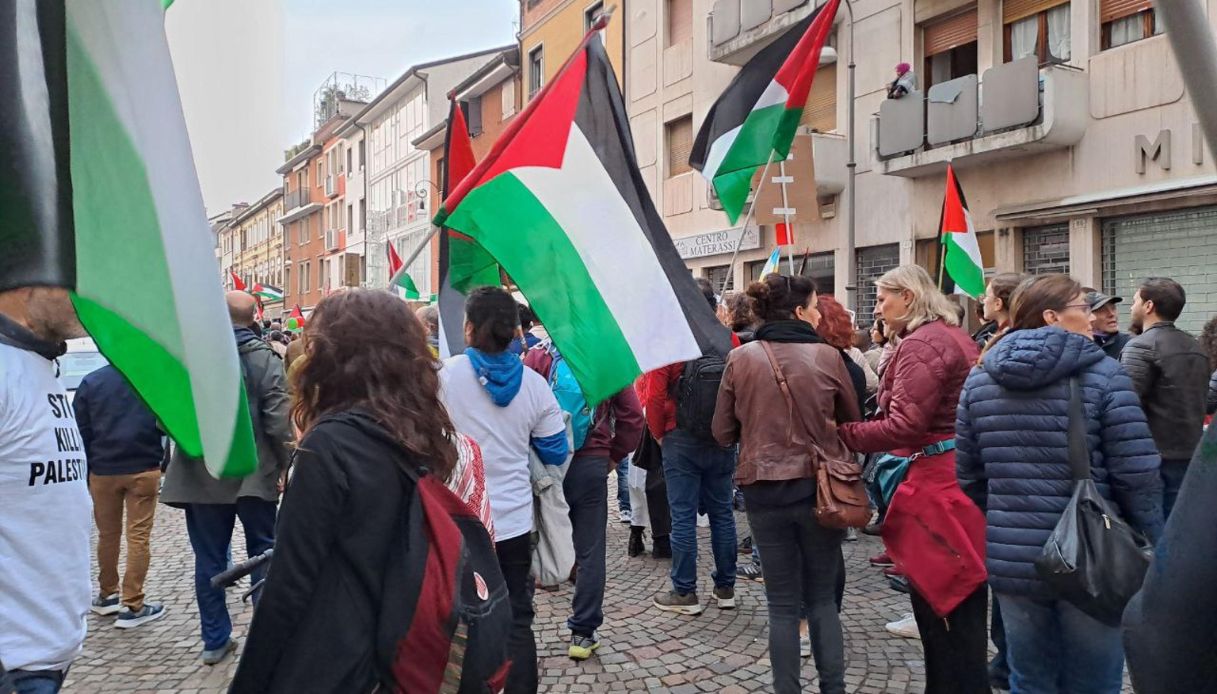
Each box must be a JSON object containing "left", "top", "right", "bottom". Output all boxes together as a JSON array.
[
  {"left": 575, "top": 38, "right": 733, "bottom": 358},
  {"left": 0, "top": 0, "right": 75, "bottom": 292}
]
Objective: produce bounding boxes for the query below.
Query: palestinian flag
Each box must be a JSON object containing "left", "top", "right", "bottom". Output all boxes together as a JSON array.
[
  {"left": 230, "top": 271, "right": 247, "bottom": 291},
  {"left": 435, "top": 28, "right": 732, "bottom": 404},
  {"left": 690, "top": 0, "right": 840, "bottom": 224},
  {"left": 938, "top": 164, "right": 985, "bottom": 299},
  {"left": 386, "top": 241, "right": 421, "bottom": 300},
  {"left": 436, "top": 96, "right": 495, "bottom": 358},
  {"left": 286, "top": 304, "right": 306, "bottom": 331},
  {"left": 0, "top": 0, "right": 256, "bottom": 478},
  {"left": 251, "top": 283, "right": 283, "bottom": 302}
]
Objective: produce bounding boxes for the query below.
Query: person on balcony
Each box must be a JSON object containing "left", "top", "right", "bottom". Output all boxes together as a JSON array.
[{"left": 888, "top": 63, "right": 917, "bottom": 99}]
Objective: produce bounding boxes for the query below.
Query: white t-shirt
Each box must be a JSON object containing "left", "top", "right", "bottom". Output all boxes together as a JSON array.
[
  {"left": 0, "top": 342, "right": 92, "bottom": 671},
  {"left": 439, "top": 355, "right": 565, "bottom": 541}
]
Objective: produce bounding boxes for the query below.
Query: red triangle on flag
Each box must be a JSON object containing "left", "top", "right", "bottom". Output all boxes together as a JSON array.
[{"left": 941, "top": 164, "right": 969, "bottom": 235}]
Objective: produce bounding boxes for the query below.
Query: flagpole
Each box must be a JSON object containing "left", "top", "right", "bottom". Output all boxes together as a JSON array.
[
  {"left": 843, "top": 0, "right": 858, "bottom": 311},
  {"left": 778, "top": 158, "right": 794, "bottom": 274},
  {"left": 718, "top": 152, "right": 777, "bottom": 296}
]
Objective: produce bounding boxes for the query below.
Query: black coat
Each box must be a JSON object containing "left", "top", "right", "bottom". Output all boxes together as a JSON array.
[{"left": 229, "top": 412, "right": 418, "bottom": 694}]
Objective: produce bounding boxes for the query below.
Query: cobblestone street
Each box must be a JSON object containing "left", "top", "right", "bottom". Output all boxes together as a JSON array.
[{"left": 66, "top": 473, "right": 934, "bottom": 693}]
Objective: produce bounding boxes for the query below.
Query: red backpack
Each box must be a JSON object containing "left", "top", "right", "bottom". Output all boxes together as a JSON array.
[{"left": 371, "top": 426, "right": 513, "bottom": 693}]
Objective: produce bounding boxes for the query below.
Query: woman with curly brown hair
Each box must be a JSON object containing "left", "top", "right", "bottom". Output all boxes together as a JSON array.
[{"left": 229, "top": 289, "right": 484, "bottom": 693}]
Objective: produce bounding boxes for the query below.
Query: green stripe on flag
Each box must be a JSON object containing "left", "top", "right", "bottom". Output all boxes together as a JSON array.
[
  {"left": 713, "top": 103, "right": 801, "bottom": 222},
  {"left": 446, "top": 172, "right": 640, "bottom": 402},
  {"left": 943, "top": 234, "right": 986, "bottom": 299}
]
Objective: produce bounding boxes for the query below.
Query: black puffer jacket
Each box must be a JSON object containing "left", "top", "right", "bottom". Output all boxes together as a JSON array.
[{"left": 1121, "top": 322, "right": 1210, "bottom": 460}]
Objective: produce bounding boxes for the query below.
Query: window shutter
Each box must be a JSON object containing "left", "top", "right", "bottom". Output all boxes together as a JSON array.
[
  {"left": 667, "top": 116, "right": 694, "bottom": 176},
  {"left": 924, "top": 8, "right": 978, "bottom": 56},
  {"left": 1003, "top": 0, "right": 1068, "bottom": 25},
  {"left": 1100, "top": 0, "right": 1151, "bottom": 23},
  {"left": 668, "top": 0, "right": 693, "bottom": 45},
  {"left": 800, "top": 64, "right": 837, "bottom": 132}
]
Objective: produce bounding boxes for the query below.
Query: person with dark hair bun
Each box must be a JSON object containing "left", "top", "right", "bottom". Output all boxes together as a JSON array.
[
  {"left": 438, "top": 286, "right": 568, "bottom": 693},
  {"left": 712, "top": 273, "right": 861, "bottom": 694}
]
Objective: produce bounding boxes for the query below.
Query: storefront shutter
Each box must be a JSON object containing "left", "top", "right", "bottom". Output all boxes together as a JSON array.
[
  {"left": 1003, "top": 0, "right": 1068, "bottom": 24},
  {"left": 800, "top": 64, "right": 838, "bottom": 131},
  {"left": 924, "top": 8, "right": 978, "bottom": 56},
  {"left": 667, "top": 116, "right": 693, "bottom": 176},
  {"left": 1100, "top": 0, "right": 1152, "bottom": 23}
]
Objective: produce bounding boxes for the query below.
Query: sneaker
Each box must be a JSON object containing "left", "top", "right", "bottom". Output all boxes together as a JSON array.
[
  {"left": 737, "top": 535, "right": 754, "bottom": 555},
  {"left": 90, "top": 593, "right": 121, "bottom": 616},
  {"left": 114, "top": 603, "right": 167, "bottom": 629},
  {"left": 882, "top": 565, "right": 905, "bottom": 578},
  {"left": 617, "top": 509, "right": 632, "bottom": 524},
  {"left": 713, "top": 586, "right": 735, "bottom": 609},
  {"left": 800, "top": 636, "right": 812, "bottom": 658},
  {"left": 653, "top": 590, "right": 703, "bottom": 615},
  {"left": 201, "top": 637, "right": 239, "bottom": 665},
  {"left": 568, "top": 633, "right": 600, "bottom": 660},
  {"left": 737, "top": 562, "right": 764, "bottom": 583},
  {"left": 869, "top": 552, "right": 894, "bottom": 567},
  {"left": 863, "top": 522, "right": 883, "bottom": 536},
  {"left": 697, "top": 513, "right": 710, "bottom": 528},
  {"left": 628, "top": 527, "right": 646, "bottom": 558},
  {"left": 652, "top": 535, "right": 672, "bottom": 559},
  {"left": 886, "top": 574, "right": 911, "bottom": 595},
  {"left": 844, "top": 527, "right": 859, "bottom": 542},
  {"left": 885, "top": 614, "right": 921, "bottom": 640}
]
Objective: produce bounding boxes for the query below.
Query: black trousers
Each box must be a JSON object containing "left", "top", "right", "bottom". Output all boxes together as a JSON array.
[
  {"left": 645, "top": 458, "right": 671, "bottom": 538},
  {"left": 909, "top": 584, "right": 990, "bottom": 694},
  {"left": 496, "top": 534, "right": 537, "bottom": 694}
]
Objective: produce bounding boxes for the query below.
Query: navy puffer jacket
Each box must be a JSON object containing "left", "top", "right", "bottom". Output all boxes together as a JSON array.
[{"left": 955, "top": 326, "right": 1164, "bottom": 597}]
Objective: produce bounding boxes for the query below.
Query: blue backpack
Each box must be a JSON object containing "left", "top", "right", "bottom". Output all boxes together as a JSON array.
[{"left": 542, "top": 344, "right": 594, "bottom": 451}]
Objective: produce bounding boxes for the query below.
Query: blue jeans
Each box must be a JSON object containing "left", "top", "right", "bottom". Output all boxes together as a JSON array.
[
  {"left": 184, "top": 499, "right": 277, "bottom": 650},
  {"left": 617, "top": 456, "right": 631, "bottom": 515},
  {"left": 1162, "top": 459, "right": 1189, "bottom": 519},
  {"left": 10, "top": 670, "right": 65, "bottom": 694},
  {"left": 997, "top": 594, "right": 1125, "bottom": 694},
  {"left": 662, "top": 429, "right": 737, "bottom": 594}
]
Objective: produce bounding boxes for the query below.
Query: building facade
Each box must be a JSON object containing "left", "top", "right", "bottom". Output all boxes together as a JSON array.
[
  {"left": 629, "top": 0, "right": 1217, "bottom": 332},
  {"left": 349, "top": 48, "right": 510, "bottom": 297},
  {"left": 229, "top": 189, "right": 286, "bottom": 317},
  {"left": 520, "top": 0, "right": 626, "bottom": 101}
]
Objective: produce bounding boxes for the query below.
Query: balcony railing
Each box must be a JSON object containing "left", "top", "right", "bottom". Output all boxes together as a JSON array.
[
  {"left": 284, "top": 187, "right": 311, "bottom": 211},
  {"left": 874, "top": 58, "right": 1089, "bottom": 178},
  {"left": 709, "top": 0, "right": 829, "bottom": 65}
]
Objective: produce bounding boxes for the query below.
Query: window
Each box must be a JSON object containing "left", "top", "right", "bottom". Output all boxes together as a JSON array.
[
  {"left": 584, "top": 1, "right": 604, "bottom": 30},
  {"left": 1004, "top": 1, "right": 1070, "bottom": 64},
  {"left": 923, "top": 8, "right": 979, "bottom": 88},
  {"left": 666, "top": 116, "right": 693, "bottom": 177},
  {"left": 667, "top": 0, "right": 693, "bottom": 47},
  {"left": 465, "top": 96, "right": 483, "bottom": 137},
  {"left": 705, "top": 265, "right": 733, "bottom": 292},
  {"left": 284, "top": 267, "right": 290, "bottom": 296},
  {"left": 1101, "top": 1, "right": 1158, "bottom": 50},
  {"left": 528, "top": 46, "right": 544, "bottom": 99},
  {"left": 348, "top": 205, "right": 354, "bottom": 234},
  {"left": 1022, "top": 224, "right": 1070, "bottom": 274},
  {"left": 299, "top": 262, "right": 310, "bottom": 295},
  {"left": 800, "top": 63, "right": 837, "bottom": 132},
  {"left": 320, "top": 260, "right": 329, "bottom": 291},
  {"left": 359, "top": 139, "right": 366, "bottom": 168},
  {"left": 346, "top": 146, "right": 353, "bottom": 175},
  {"left": 316, "top": 160, "right": 323, "bottom": 183}
]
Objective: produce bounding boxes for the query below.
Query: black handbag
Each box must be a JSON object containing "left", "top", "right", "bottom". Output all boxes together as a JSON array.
[{"left": 1034, "top": 377, "right": 1155, "bottom": 627}]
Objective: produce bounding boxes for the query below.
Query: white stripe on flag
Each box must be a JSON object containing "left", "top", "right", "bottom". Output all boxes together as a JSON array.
[{"left": 700, "top": 80, "right": 789, "bottom": 181}]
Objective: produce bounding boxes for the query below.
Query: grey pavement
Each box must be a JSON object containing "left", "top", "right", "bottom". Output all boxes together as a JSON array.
[{"left": 64, "top": 472, "right": 970, "bottom": 693}]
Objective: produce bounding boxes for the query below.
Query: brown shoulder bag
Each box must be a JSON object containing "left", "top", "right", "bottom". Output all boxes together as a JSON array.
[{"left": 759, "top": 341, "right": 871, "bottom": 529}]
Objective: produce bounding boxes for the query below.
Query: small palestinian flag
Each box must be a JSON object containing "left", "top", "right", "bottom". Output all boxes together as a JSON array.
[
  {"left": 251, "top": 283, "right": 283, "bottom": 302},
  {"left": 0, "top": 1, "right": 256, "bottom": 478},
  {"left": 690, "top": 0, "right": 840, "bottom": 224},
  {"left": 435, "top": 27, "right": 731, "bottom": 404},
  {"left": 386, "top": 241, "right": 421, "bottom": 300},
  {"left": 938, "top": 164, "right": 985, "bottom": 299},
  {"left": 229, "top": 271, "right": 247, "bottom": 291},
  {"left": 285, "top": 304, "right": 306, "bottom": 331}
]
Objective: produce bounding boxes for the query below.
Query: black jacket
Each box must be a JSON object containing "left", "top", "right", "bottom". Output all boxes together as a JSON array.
[
  {"left": 1121, "top": 322, "right": 1211, "bottom": 460},
  {"left": 75, "top": 365, "right": 163, "bottom": 476},
  {"left": 229, "top": 412, "right": 418, "bottom": 694},
  {"left": 1095, "top": 330, "right": 1132, "bottom": 360}
]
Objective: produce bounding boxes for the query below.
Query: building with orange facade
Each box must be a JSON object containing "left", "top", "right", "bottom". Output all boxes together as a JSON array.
[{"left": 520, "top": 0, "right": 624, "bottom": 103}]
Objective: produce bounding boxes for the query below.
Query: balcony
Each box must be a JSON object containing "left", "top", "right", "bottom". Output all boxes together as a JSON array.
[
  {"left": 874, "top": 58, "right": 1089, "bottom": 178},
  {"left": 709, "top": 0, "right": 833, "bottom": 65},
  {"left": 277, "top": 187, "right": 322, "bottom": 225}
]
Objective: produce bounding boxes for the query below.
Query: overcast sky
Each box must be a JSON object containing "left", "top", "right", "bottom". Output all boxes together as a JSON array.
[{"left": 167, "top": 0, "right": 517, "bottom": 215}]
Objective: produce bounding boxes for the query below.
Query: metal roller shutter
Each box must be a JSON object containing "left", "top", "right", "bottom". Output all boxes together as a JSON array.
[
  {"left": 1100, "top": 0, "right": 1152, "bottom": 23},
  {"left": 1102, "top": 206, "right": 1217, "bottom": 334},
  {"left": 925, "top": 8, "right": 978, "bottom": 56},
  {"left": 1003, "top": 0, "right": 1069, "bottom": 25},
  {"left": 800, "top": 64, "right": 837, "bottom": 132}
]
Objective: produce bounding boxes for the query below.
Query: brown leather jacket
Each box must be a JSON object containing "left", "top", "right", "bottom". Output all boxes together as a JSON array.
[{"left": 713, "top": 340, "right": 862, "bottom": 486}]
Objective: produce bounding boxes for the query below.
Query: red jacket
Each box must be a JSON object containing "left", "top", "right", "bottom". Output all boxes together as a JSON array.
[
  {"left": 641, "top": 334, "right": 742, "bottom": 441},
  {"left": 838, "top": 320, "right": 979, "bottom": 455}
]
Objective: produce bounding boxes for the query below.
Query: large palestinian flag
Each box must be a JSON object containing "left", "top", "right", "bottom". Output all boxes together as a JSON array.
[
  {"left": 938, "top": 164, "right": 985, "bottom": 299},
  {"left": 435, "top": 31, "right": 732, "bottom": 403},
  {"left": 0, "top": 1, "right": 256, "bottom": 478},
  {"left": 690, "top": 0, "right": 840, "bottom": 224}
]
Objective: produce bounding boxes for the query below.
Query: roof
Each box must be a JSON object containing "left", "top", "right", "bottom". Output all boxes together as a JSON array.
[
  {"left": 232, "top": 187, "right": 285, "bottom": 225},
  {"left": 275, "top": 143, "right": 322, "bottom": 175},
  {"left": 451, "top": 46, "right": 520, "bottom": 101},
  {"left": 412, "top": 120, "right": 447, "bottom": 151}
]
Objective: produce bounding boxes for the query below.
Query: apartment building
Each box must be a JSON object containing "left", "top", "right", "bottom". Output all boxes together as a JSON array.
[
  {"left": 631, "top": 0, "right": 1217, "bottom": 331},
  {"left": 520, "top": 0, "right": 626, "bottom": 102},
  {"left": 229, "top": 189, "right": 286, "bottom": 316}
]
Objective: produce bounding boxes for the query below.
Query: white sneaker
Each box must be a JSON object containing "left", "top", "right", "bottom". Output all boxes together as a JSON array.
[
  {"left": 800, "top": 636, "right": 812, "bottom": 658},
  {"left": 697, "top": 513, "right": 710, "bottom": 528},
  {"left": 885, "top": 613, "right": 920, "bottom": 640},
  {"left": 617, "top": 509, "right": 632, "bottom": 524}
]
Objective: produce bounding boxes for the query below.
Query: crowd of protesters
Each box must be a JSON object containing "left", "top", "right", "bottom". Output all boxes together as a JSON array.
[{"left": 4, "top": 262, "right": 1217, "bottom": 694}]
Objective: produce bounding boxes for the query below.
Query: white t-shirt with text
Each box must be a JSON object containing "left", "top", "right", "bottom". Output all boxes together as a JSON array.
[
  {"left": 0, "top": 342, "right": 92, "bottom": 671},
  {"left": 439, "top": 355, "right": 565, "bottom": 541}
]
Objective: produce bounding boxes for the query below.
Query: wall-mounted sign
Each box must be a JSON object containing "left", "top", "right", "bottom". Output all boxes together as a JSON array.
[{"left": 673, "top": 226, "right": 761, "bottom": 259}]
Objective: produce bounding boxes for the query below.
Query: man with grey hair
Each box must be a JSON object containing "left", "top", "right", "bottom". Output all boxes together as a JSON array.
[
  {"left": 416, "top": 304, "right": 440, "bottom": 356},
  {"left": 0, "top": 287, "right": 92, "bottom": 694},
  {"left": 160, "top": 290, "right": 293, "bottom": 666}
]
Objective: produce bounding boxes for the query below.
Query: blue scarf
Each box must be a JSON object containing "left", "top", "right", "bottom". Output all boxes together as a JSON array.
[{"left": 465, "top": 347, "right": 523, "bottom": 407}]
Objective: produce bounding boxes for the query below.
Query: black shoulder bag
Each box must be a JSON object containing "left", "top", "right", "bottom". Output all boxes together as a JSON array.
[{"left": 1034, "top": 377, "right": 1155, "bottom": 627}]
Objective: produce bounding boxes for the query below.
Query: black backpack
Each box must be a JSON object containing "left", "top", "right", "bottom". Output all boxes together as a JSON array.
[
  {"left": 674, "top": 354, "right": 727, "bottom": 440},
  {"left": 374, "top": 435, "right": 513, "bottom": 692}
]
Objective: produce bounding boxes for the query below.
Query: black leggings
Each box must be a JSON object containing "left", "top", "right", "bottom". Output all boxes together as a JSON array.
[
  {"left": 909, "top": 584, "right": 990, "bottom": 694},
  {"left": 496, "top": 534, "right": 537, "bottom": 694}
]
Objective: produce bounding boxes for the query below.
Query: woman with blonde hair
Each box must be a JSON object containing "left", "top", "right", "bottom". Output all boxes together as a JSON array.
[{"left": 838, "top": 265, "right": 989, "bottom": 693}]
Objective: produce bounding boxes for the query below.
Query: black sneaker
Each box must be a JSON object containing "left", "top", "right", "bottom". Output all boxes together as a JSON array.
[
  {"left": 651, "top": 534, "right": 672, "bottom": 559},
  {"left": 737, "top": 535, "right": 753, "bottom": 555},
  {"left": 628, "top": 527, "right": 646, "bottom": 558},
  {"left": 568, "top": 633, "right": 600, "bottom": 660},
  {"left": 653, "top": 590, "right": 703, "bottom": 615},
  {"left": 738, "top": 562, "right": 763, "bottom": 583},
  {"left": 713, "top": 586, "right": 735, "bottom": 609},
  {"left": 90, "top": 593, "right": 120, "bottom": 616},
  {"left": 115, "top": 603, "right": 167, "bottom": 629}
]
